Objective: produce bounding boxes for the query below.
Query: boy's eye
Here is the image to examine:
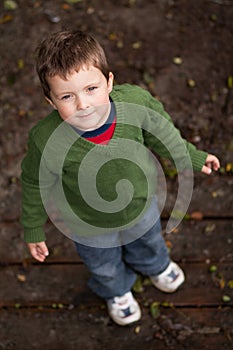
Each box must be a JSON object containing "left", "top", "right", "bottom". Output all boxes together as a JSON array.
[
  {"left": 61, "top": 95, "right": 71, "bottom": 100},
  {"left": 87, "top": 86, "right": 97, "bottom": 93}
]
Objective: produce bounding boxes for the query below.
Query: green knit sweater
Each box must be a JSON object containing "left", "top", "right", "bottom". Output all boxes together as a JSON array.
[{"left": 21, "top": 84, "right": 207, "bottom": 243}]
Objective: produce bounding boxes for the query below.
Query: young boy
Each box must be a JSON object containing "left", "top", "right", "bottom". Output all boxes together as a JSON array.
[{"left": 21, "top": 30, "right": 220, "bottom": 326}]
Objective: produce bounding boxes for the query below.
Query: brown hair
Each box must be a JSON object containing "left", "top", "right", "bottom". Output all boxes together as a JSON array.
[{"left": 36, "top": 30, "right": 110, "bottom": 99}]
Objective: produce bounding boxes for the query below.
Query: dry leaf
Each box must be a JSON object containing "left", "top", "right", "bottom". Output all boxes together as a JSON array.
[
  {"left": 4, "top": 0, "right": 18, "bottom": 10},
  {"left": 17, "top": 274, "right": 26, "bottom": 282},
  {"left": 132, "top": 41, "right": 142, "bottom": 49},
  {"left": 134, "top": 326, "right": 141, "bottom": 334},
  {"left": 187, "top": 79, "right": 196, "bottom": 87},
  {"left": 190, "top": 211, "right": 203, "bottom": 220},
  {"left": 173, "top": 56, "right": 182, "bottom": 65}
]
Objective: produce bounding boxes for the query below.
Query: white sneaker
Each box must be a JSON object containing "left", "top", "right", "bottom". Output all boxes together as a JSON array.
[
  {"left": 107, "top": 291, "right": 141, "bottom": 326},
  {"left": 150, "top": 261, "right": 185, "bottom": 293}
]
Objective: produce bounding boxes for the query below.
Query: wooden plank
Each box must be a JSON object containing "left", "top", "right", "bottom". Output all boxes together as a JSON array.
[
  {"left": 0, "top": 175, "right": 232, "bottom": 225},
  {"left": 0, "top": 307, "right": 232, "bottom": 350},
  {"left": 190, "top": 174, "right": 233, "bottom": 217},
  {"left": 0, "top": 263, "right": 232, "bottom": 307},
  {"left": 1, "top": 220, "right": 232, "bottom": 263},
  {"left": 0, "top": 264, "right": 90, "bottom": 307},
  {"left": 160, "top": 174, "right": 233, "bottom": 218},
  {"left": 0, "top": 222, "right": 80, "bottom": 264},
  {"left": 163, "top": 219, "right": 233, "bottom": 262}
]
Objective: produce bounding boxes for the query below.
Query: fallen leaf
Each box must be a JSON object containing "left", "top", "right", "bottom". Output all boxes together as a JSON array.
[
  {"left": 219, "top": 167, "right": 225, "bottom": 174},
  {"left": 173, "top": 56, "right": 182, "bottom": 65},
  {"left": 18, "top": 59, "right": 24, "bottom": 69},
  {"left": 190, "top": 211, "right": 203, "bottom": 220},
  {"left": 205, "top": 223, "right": 216, "bottom": 233},
  {"left": 226, "top": 163, "right": 233, "bottom": 172},
  {"left": 10, "top": 176, "right": 17, "bottom": 184},
  {"left": 222, "top": 295, "right": 231, "bottom": 302},
  {"left": 132, "top": 41, "right": 142, "bottom": 49},
  {"left": 165, "top": 240, "right": 173, "bottom": 250},
  {"left": 161, "top": 301, "right": 173, "bottom": 308},
  {"left": 227, "top": 75, "right": 233, "bottom": 89},
  {"left": 209, "top": 265, "right": 217, "bottom": 273},
  {"left": 187, "top": 79, "right": 196, "bottom": 88},
  {"left": 4, "top": 0, "right": 18, "bottom": 10},
  {"left": 150, "top": 302, "right": 160, "bottom": 318},
  {"left": 62, "top": 3, "right": 71, "bottom": 10},
  {"left": 18, "top": 109, "right": 26, "bottom": 117},
  {"left": 219, "top": 277, "right": 225, "bottom": 290},
  {"left": 17, "top": 273, "right": 26, "bottom": 282},
  {"left": 211, "top": 91, "right": 218, "bottom": 102},
  {"left": 116, "top": 40, "right": 124, "bottom": 48},
  {"left": 142, "top": 277, "right": 152, "bottom": 286},
  {"left": 87, "top": 7, "right": 95, "bottom": 14},
  {"left": 108, "top": 32, "right": 117, "bottom": 41},
  {"left": 132, "top": 275, "right": 144, "bottom": 293},
  {"left": 211, "top": 189, "right": 224, "bottom": 198},
  {"left": 0, "top": 14, "right": 13, "bottom": 24},
  {"left": 210, "top": 14, "right": 217, "bottom": 22}
]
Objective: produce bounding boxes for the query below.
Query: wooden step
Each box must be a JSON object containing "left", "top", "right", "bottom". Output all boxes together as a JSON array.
[
  {"left": 0, "top": 263, "right": 232, "bottom": 307},
  {"left": 1, "top": 219, "right": 232, "bottom": 263},
  {"left": 0, "top": 307, "right": 232, "bottom": 350}
]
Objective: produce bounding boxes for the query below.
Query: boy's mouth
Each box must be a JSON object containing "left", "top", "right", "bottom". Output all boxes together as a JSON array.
[
  {"left": 80, "top": 112, "right": 94, "bottom": 118},
  {"left": 75, "top": 108, "right": 95, "bottom": 119}
]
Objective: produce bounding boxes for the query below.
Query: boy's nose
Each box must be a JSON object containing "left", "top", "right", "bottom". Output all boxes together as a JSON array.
[{"left": 76, "top": 96, "right": 89, "bottom": 110}]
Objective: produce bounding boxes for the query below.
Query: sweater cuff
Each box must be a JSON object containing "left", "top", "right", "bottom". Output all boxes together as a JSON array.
[
  {"left": 191, "top": 150, "right": 208, "bottom": 171},
  {"left": 24, "top": 227, "right": 46, "bottom": 243}
]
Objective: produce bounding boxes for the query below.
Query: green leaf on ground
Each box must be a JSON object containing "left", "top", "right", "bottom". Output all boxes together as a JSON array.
[
  {"left": 150, "top": 302, "right": 160, "bottom": 318},
  {"left": 4, "top": 0, "right": 18, "bottom": 10}
]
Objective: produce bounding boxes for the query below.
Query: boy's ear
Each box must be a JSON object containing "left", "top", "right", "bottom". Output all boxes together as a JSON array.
[
  {"left": 107, "top": 72, "right": 114, "bottom": 93},
  {"left": 45, "top": 97, "right": 57, "bottom": 110}
]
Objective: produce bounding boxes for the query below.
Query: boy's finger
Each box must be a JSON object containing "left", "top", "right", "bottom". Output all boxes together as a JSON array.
[
  {"left": 28, "top": 243, "right": 49, "bottom": 262},
  {"left": 201, "top": 165, "right": 212, "bottom": 175},
  {"left": 31, "top": 247, "right": 44, "bottom": 262},
  {"left": 38, "top": 242, "right": 49, "bottom": 257}
]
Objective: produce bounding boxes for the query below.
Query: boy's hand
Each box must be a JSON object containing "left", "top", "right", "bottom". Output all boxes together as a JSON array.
[
  {"left": 201, "top": 154, "right": 220, "bottom": 175},
  {"left": 27, "top": 242, "right": 49, "bottom": 262}
]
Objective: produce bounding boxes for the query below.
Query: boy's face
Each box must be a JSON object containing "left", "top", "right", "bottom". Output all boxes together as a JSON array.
[{"left": 47, "top": 66, "right": 114, "bottom": 131}]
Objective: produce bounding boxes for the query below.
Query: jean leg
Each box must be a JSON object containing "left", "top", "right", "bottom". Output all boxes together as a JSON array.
[
  {"left": 123, "top": 217, "right": 170, "bottom": 276},
  {"left": 75, "top": 243, "right": 137, "bottom": 299}
]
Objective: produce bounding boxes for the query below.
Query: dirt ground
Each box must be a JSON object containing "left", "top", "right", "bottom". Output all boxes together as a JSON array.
[{"left": 0, "top": 0, "right": 233, "bottom": 349}]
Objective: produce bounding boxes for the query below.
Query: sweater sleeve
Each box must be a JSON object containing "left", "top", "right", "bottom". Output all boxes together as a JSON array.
[
  {"left": 141, "top": 90, "right": 208, "bottom": 171},
  {"left": 20, "top": 133, "right": 57, "bottom": 243}
]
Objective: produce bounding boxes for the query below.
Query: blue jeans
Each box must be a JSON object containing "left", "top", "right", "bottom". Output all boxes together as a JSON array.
[{"left": 75, "top": 198, "right": 170, "bottom": 299}]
